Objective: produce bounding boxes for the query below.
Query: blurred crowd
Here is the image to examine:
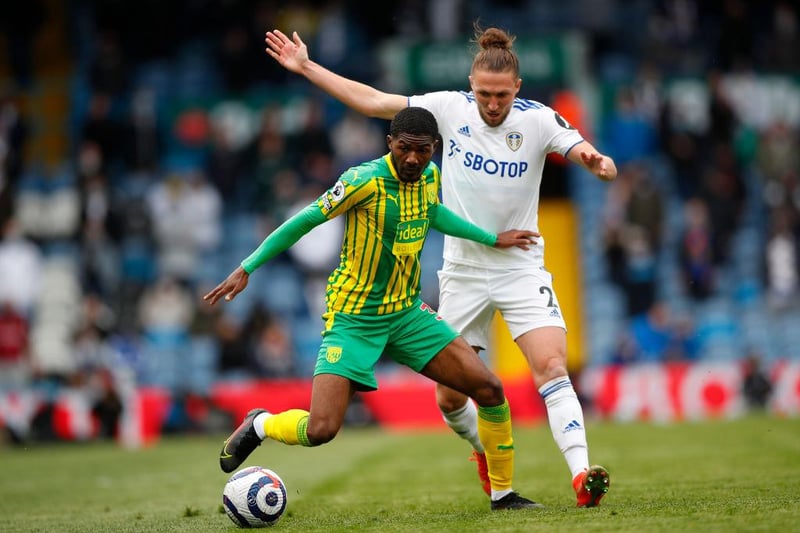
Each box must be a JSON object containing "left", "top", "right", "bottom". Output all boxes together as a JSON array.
[{"left": 0, "top": 0, "right": 798, "bottom": 438}]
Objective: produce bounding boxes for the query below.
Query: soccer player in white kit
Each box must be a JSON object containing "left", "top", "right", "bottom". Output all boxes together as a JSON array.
[{"left": 265, "top": 25, "right": 616, "bottom": 508}]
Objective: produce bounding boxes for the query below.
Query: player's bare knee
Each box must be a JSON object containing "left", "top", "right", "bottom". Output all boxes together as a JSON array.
[
  {"left": 536, "top": 357, "right": 569, "bottom": 383},
  {"left": 306, "top": 419, "right": 340, "bottom": 445},
  {"left": 471, "top": 374, "right": 505, "bottom": 407},
  {"left": 436, "top": 386, "right": 468, "bottom": 412}
]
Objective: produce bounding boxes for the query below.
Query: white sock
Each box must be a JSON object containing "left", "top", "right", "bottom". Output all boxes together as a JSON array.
[
  {"left": 539, "top": 377, "right": 589, "bottom": 479},
  {"left": 441, "top": 400, "right": 484, "bottom": 453},
  {"left": 253, "top": 412, "right": 271, "bottom": 440},
  {"left": 491, "top": 488, "right": 513, "bottom": 501}
]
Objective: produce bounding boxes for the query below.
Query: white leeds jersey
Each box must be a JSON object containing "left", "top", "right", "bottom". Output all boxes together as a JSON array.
[{"left": 409, "top": 91, "right": 584, "bottom": 269}]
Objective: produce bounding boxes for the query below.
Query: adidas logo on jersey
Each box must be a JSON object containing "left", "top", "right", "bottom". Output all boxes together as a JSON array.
[
  {"left": 549, "top": 307, "right": 561, "bottom": 318},
  {"left": 563, "top": 419, "right": 582, "bottom": 433},
  {"left": 457, "top": 125, "right": 471, "bottom": 137}
]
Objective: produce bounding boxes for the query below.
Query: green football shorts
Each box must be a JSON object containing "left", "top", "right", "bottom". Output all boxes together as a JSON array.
[{"left": 314, "top": 299, "right": 459, "bottom": 391}]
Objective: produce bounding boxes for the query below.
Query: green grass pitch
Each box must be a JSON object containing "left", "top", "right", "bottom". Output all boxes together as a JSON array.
[{"left": 1, "top": 415, "right": 798, "bottom": 532}]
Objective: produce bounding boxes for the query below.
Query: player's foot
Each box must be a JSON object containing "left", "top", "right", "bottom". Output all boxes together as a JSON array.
[
  {"left": 469, "top": 451, "right": 491, "bottom": 496},
  {"left": 220, "top": 408, "right": 267, "bottom": 473},
  {"left": 490, "top": 491, "right": 545, "bottom": 510},
  {"left": 573, "top": 465, "right": 610, "bottom": 507}
]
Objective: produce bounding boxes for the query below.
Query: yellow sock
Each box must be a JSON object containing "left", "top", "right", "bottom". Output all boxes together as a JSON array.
[
  {"left": 262, "top": 409, "right": 312, "bottom": 446},
  {"left": 477, "top": 399, "right": 514, "bottom": 492}
]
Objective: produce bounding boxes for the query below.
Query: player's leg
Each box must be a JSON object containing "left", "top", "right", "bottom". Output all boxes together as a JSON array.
[
  {"left": 258, "top": 373, "right": 355, "bottom": 445},
  {"left": 421, "top": 340, "right": 508, "bottom": 489},
  {"left": 516, "top": 326, "right": 590, "bottom": 475},
  {"left": 419, "top": 336, "right": 543, "bottom": 509},
  {"left": 386, "top": 303, "right": 541, "bottom": 509},
  {"left": 219, "top": 374, "right": 354, "bottom": 473},
  {"left": 220, "top": 312, "right": 384, "bottom": 473},
  {"left": 498, "top": 268, "right": 609, "bottom": 506},
  {"left": 435, "top": 381, "right": 489, "bottom": 494},
  {"left": 275, "top": 311, "right": 386, "bottom": 445},
  {"left": 516, "top": 328, "right": 610, "bottom": 506},
  {"left": 435, "top": 262, "right": 496, "bottom": 493}
]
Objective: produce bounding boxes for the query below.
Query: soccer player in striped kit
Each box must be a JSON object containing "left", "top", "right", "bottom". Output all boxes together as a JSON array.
[
  {"left": 265, "top": 24, "right": 616, "bottom": 507},
  {"left": 206, "top": 107, "right": 542, "bottom": 510}
]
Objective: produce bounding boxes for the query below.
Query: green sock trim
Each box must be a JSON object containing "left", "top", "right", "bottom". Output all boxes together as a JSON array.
[
  {"left": 477, "top": 399, "right": 510, "bottom": 423},
  {"left": 297, "top": 415, "right": 312, "bottom": 447}
]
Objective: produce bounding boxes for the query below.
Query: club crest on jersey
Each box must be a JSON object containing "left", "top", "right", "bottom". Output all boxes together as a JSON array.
[
  {"left": 326, "top": 346, "right": 342, "bottom": 363},
  {"left": 506, "top": 132, "right": 523, "bottom": 151},
  {"left": 427, "top": 186, "right": 438, "bottom": 204}
]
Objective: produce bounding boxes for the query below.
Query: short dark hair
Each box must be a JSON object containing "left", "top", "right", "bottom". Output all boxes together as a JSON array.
[{"left": 390, "top": 107, "right": 439, "bottom": 139}]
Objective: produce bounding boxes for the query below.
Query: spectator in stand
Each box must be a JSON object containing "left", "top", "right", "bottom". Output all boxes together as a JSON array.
[
  {"left": 658, "top": 94, "right": 703, "bottom": 200},
  {"left": 212, "top": 310, "right": 251, "bottom": 381},
  {"left": 761, "top": 1, "right": 800, "bottom": 74},
  {"left": 602, "top": 164, "right": 663, "bottom": 315},
  {"left": 705, "top": 71, "right": 737, "bottom": 147},
  {"left": 81, "top": 92, "right": 125, "bottom": 175},
  {"left": 0, "top": 217, "right": 42, "bottom": 316},
  {"left": 603, "top": 87, "right": 658, "bottom": 168},
  {"left": 213, "top": 1, "right": 291, "bottom": 93},
  {"left": 71, "top": 300, "right": 122, "bottom": 440},
  {"left": 0, "top": 2, "right": 44, "bottom": 89},
  {"left": 89, "top": 27, "right": 128, "bottom": 97},
  {"left": 122, "top": 88, "right": 162, "bottom": 173},
  {"left": 185, "top": 168, "right": 223, "bottom": 280},
  {"left": 137, "top": 275, "right": 194, "bottom": 392},
  {"left": 217, "top": 23, "right": 261, "bottom": 94},
  {"left": 679, "top": 197, "right": 716, "bottom": 300},
  {"left": 699, "top": 142, "right": 745, "bottom": 267},
  {"left": 612, "top": 301, "right": 699, "bottom": 365},
  {"left": 145, "top": 166, "right": 222, "bottom": 285},
  {"left": 76, "top": 141, "right": 124, "bottom": 297},
  {"left": 715, "top": 0, "right": 755, "bottom": 71},
  {"left": 285, "top": 99, "right": 335, "bottom": 192},
  {"left": 624, "top": 163, "right": 665, "bottom": 251},
  {"left": 619, "top": 224, "right": 658, "bottom": 317},
  {"left": 243, "top": 304, "right": 296, "bottom": 378},
  {"left": 741, "top": 350, "right": 773, "bottom": 410},
  {"left": 758, "top": 120, "right": 799, "bottom": 211},
  {"left": 764, "top": 206, "right": 799, "bottom": 312},
  {"left": 330, "top": 109, "right": 385, "bottom": 172},
  {"left": 602, "top": 163, "right": 633, "bottom": 288},
  {"left": 642, "top": 0, "right": 702, "bottom": 72},
  {"left": 0, "top": 301, "right": 29, "bottom": 392},
  {"left": 0, "top": 91, "right": 29, "bottom": 217},
  {"left": 250, "top": 105, "right": 292, "bottom": 219},
  {"left": 206, "top": 103, "right": 257, "bottom": 211},
  {"left": 630, "top": 62, "right": 663, "bottom": 127}
]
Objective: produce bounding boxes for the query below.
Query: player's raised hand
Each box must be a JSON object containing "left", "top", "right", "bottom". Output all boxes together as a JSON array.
[
  {"left": 203, "top": 266, "right": 250, "bottom": 305},
  {"left": 265, "top": 30, "right": 308, "bottom": 74},
  {"left": 494, "top": 230, "right": 540, "bottom": 250},
  {"left": 580, "top": 151, "right": 617, "bottom": 181}
]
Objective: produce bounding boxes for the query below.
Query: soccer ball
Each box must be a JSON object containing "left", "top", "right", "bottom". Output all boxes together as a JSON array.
[{"left": 222, "top": 466, "right": 288, "bottom": 528}]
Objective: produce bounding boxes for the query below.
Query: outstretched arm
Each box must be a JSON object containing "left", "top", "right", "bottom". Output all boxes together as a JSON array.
[
  {"left": 265, "top": 30, "right": 407, "bottom": 120},
  {"left": 429, "top": 203, "right": 539, "bottom": 249},
  {"left": 203, "top": 204, "right": 327, "bottom": 305},
  {"left": 566, "top": 140, "right": 617, "bottom": 181}
]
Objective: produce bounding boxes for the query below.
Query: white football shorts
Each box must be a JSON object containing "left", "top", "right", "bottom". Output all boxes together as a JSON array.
[{"left": 437, "top": 260, "right": 567, "bottom": 350}]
